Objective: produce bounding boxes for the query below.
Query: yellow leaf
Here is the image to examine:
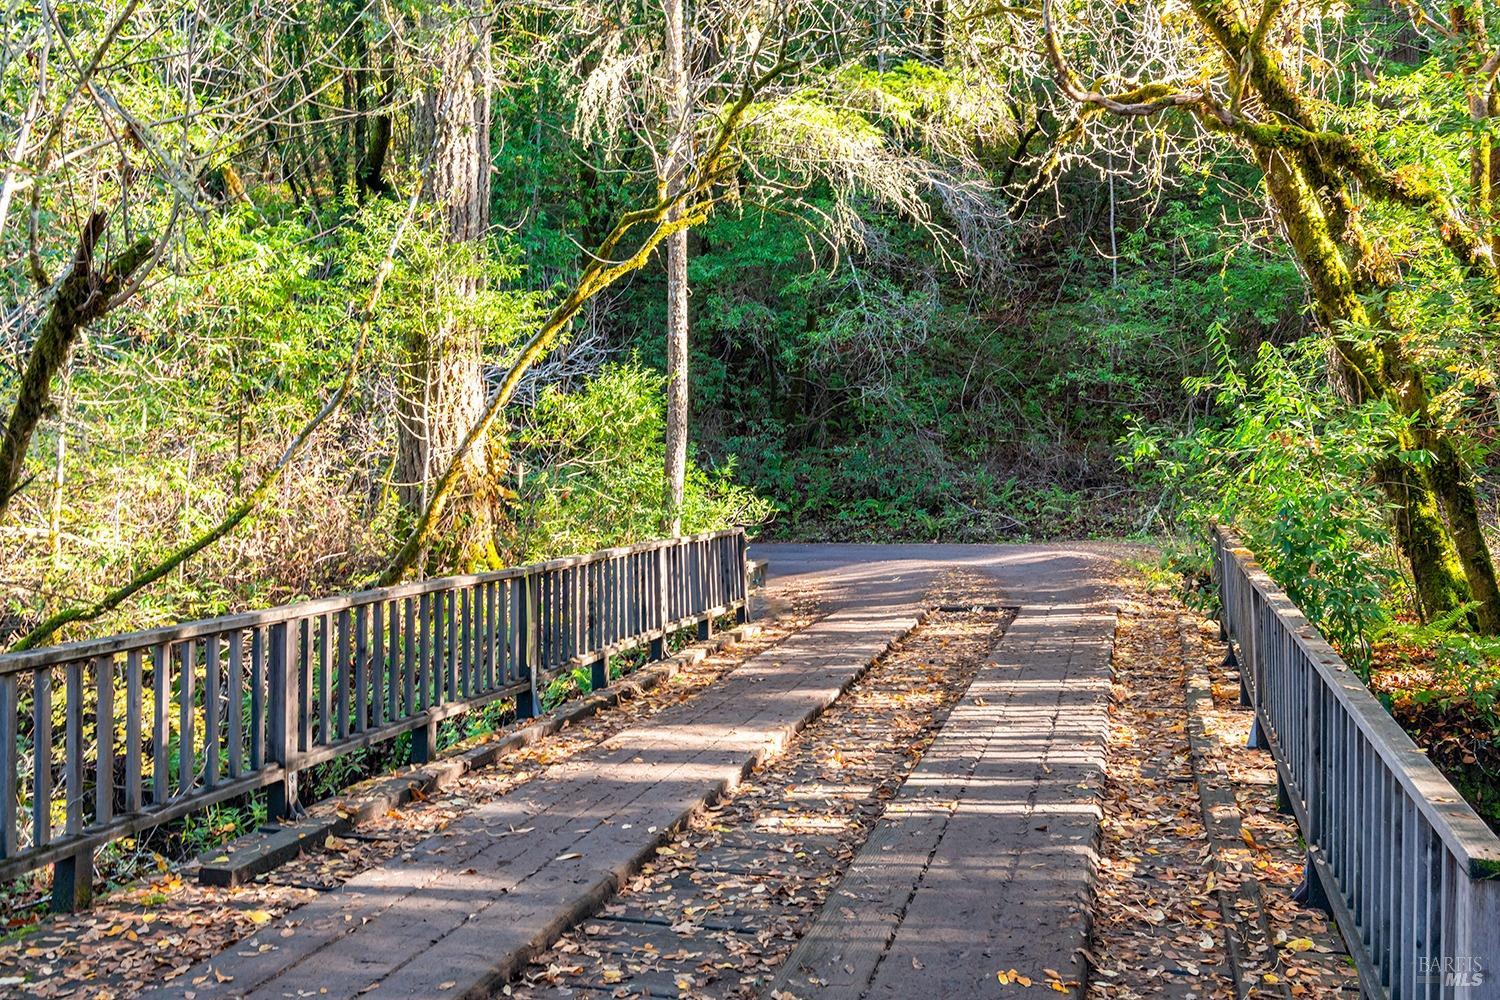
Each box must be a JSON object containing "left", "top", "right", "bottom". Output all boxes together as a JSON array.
[
  {"left": 1050, "top": 983, "right": 1068, "bottom": 994},
  {"left": 602, "top": 969, "right": 624, "bottom": 984},
  {"left": 245, "top": 910, "right": 273, "bottom": 926},
  {"left": 1285, "top": 938, "right": 1314, "bottom": 953}
]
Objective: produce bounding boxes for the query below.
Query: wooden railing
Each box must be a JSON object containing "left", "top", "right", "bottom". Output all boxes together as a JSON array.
[
  {"left": 0, "top": 529, "right": 750, "bottom": 910},
  {"left": 1213, "top": 527, "right": 1500, "bottom": 998}
]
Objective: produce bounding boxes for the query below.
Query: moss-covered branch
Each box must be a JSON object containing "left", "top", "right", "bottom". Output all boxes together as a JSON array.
[
  {"left": 0, "top": 213, "right": 153, "bottom": 527},
  {"left": 10, "top": 183, "right": 425, "bottom": 652}
]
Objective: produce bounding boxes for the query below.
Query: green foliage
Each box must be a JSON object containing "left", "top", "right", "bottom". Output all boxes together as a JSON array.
[
  {"left": 1377, "top": 608, "right": 1500, "bottom": 725},
  {"left": 512, "top": 363, "right": 772, "bottom": 559},
  {"left": 1125, "top": 330, "right": 1396, "bottom": 667}
]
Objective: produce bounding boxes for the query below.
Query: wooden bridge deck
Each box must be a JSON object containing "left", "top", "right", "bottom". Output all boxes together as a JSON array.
[{"left": 151, "top": 544, "right": 1125, "bottom": 1000}]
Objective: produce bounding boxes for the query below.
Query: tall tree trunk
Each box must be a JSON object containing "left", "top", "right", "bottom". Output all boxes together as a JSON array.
[
  {"left": 662, "top": 0, "right": 690, "bottom": 536},
  {"left": 1171, "top": 0, "right": 1500, "bottom": 630},
  {"left": 1254, "top": 147, "right": 1481, "bottom": 624},
  {"left": 396, "top": 4, "right": 501, "bottom": 570}
]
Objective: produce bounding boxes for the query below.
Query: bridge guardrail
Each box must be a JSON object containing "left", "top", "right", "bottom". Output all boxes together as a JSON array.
[
  {"left": 0, "top": 528, "right": 749, "bottom": 909},
  {"left": 1213, "top": 526, "right": 1500, "bottom": 998}
]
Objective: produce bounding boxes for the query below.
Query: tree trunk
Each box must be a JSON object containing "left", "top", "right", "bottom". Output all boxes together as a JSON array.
[
  {"left": 396, "top": 4, "right": 501, "bottom": 571},
  {"left": 662, "top": 0, "right": 690, "bottom": 536},
  {"left": 358, "top": 40, "right": 395, "bottom": 200},
  {"left": 1255, "top": 146, "right": 1482, "bottom": 624},
  {"left": 0, "top": 214, "right": 152, "bottom": 525}
]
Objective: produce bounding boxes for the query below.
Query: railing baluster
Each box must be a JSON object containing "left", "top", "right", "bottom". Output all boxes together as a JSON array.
[
  {"left": 445, "top": 590, "right": 458, "bottom": 703},
  {"left": 32, "top": 667, "right": 50, "bottom": 847},
  {"left": 403, "top": 597, "right": 416, "bottom": 717},
  {"left": 355, "top": 604, "right": 369, "bottom": 733},
  {"left": 152, "top": 644, "right": 170, "bottom": 803},
  {"left": 485, "top": 582, "right": 497, "bottom": 692},
  {"left": 298, "top": 619, "right": 313, "bottom": 752},
  {"left": 419, "top": 592, "right": 432, "bottom": 710},
  {"left": 250, "top": 628, "right": 265, "bottom": 770},
  {"left": 94, "top": 655, "right": 113, "bottom": 825},
  {"left": 178, "top": 640, "right": 195, "bottom": 796},
  {"left": 205, "top": 637, "right": 220, "bottom": 787},
  {"left": 64, "top": 661, "right": 84, "bottom": 835},
  {"left": 335, "top": 610, "right": 350, "bottom": 738},
  {"left": 0, "top": 674, "right": 17, "bottom": 857},
  {"left": 227, "top": 630, "right": 244, "bottom": 778},
  {"left": 459, "top": 587, "right": 471, "bottom": 700},
  {"left": 372, "top": 601, "right": 385, "bottom": 728},
  {"left": 387, "top": 599, "right": 400, "bottom": 720},
  {"left": 125, "top": 650, "right": 143, "bottom": 810}
]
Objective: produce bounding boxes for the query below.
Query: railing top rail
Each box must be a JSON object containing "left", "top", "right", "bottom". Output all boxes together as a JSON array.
[
  {"left": 0, "top": 528, "right": 745, "bottom": 677},
  {"left": 1213, "top": 525, "right": 1500, "bottom": 874}
]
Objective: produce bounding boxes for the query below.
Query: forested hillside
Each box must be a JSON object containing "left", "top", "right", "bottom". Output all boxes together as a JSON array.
[{"left": 6, "top": 0, "right": 1500, "bottom": 831}]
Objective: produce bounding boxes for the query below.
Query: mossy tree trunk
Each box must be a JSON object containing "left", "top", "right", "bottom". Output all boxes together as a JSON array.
[
  {"left": 397, "top": 4, "right": 503, "bottom": 572},
  {"left": 0, "top": 212, "right": 152, "bottom": 527},
  {"left": 1182, "top": 0, "right": 1500, "bottom": 629}
]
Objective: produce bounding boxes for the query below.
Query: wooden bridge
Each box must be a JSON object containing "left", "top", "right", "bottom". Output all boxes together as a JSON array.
[
  {"left": 3, "top": 536, "right": 1497, "bottom": 997},
  {"left": 0, "top": 539, "right": 1124, "bottom": 997}
]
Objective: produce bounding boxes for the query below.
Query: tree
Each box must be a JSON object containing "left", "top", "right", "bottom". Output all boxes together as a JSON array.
[
  {"left": 1027, "top": 0, "right": 1500, "bottom": 630},
  {"left": 395, "top": 2, "right": 505, "bottom": 571},
  {"left": 662, "top": 0, "right": 691, "bottom": 537}
]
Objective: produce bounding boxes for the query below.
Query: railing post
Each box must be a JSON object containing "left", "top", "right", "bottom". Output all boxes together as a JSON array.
[
  {"left": 515, "top": 574, "right": 538, "bottom": 719},
  {"left": 1454, "top": 872, "right": 1500, "bottom": 997},
  {"left": 53, "top": 661, "right": 92, "bottom": 912},
  {"left": 696, "top": 541, "right": 712, "bottom": 641},
  {"left": 51, "top": 850, "right": 92, "bottom": 913},
  {"left": 734, "top": 532, "right": 750, "bottom": 624},
  {"left": 650, "top": 545, "right": 668, "bottom": 661},
  {"left": 411, "top": 716, "right": 438, "bottom": 765},
  {"left": 267, "top": 621, "right": 300, "bottom": 822}
]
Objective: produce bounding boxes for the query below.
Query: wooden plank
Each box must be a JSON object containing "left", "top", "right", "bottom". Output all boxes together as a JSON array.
[
  {"left": 250, "top": 629, "right": 265, "bottom": 770},
  {"left": 354, "top": 604, "right": 368, "bottom": 733},
  {"left": 204, "top": 636, "right": 220, "bottom": 786},
  {"left": 0, "top": 673, "right": 17, "bottom": 856},
  {"left": 402, "top": 598, "right": 415, "bottom": 719},
  {"left": 335, "top": 609, "right": 350, "bottom": 738},
  {"left": 371, "top": 601, "right": 384, "bottom": 728},
  {"left": 94, "top": 655, "right": 113, "bottom": 825},
  {"left": 29, "top": 667, "right": 47, "bottom": 846},
  {"left": 125, "top": 650, "right": 143, "bottom": 810},
  {"left": 226, "top": 630, "right": 243, "bottom": 779},
  {"left": 152, "top": 644, "right": 170, "bottom": 804},
  {"left": 64, "top": 661, "right": 83, "bottom": 834},
  {"left": 178, "top": 639, "right": 195, "bottom": 795}
]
